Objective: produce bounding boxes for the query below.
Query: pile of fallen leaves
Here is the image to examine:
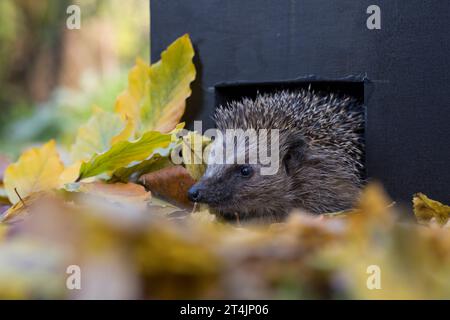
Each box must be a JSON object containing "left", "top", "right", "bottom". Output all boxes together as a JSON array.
[{"left": 0, "top": 35, "right": 449, "bottom": 299}]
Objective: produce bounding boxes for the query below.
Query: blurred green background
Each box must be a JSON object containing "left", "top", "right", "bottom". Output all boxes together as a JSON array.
[{"left": 0, "top": 0, "right": 149, "bottom": 158}]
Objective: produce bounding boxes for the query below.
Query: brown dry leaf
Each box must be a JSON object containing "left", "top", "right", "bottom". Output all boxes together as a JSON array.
[
  {"left": 1, "top": 191, "right": 52, "bottom": 224},
  {"left": 139, "top": 165, "right": 196, "bottom": 209},
  {"left": 74, "top": 182, "right": 151, "bottom": 205},
  {"left": 65, "top": 182, "right": 152, "bottom": 225},
  {"left": 413, "top": 193, "right": 450, "bottom": 227}
]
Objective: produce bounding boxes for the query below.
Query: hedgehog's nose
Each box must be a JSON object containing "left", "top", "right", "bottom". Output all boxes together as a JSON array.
[{"left": 187, "top": 184, "right": 202, "bottom": 202}]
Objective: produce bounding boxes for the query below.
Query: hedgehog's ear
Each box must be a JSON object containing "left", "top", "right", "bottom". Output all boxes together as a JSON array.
[{"left": 281, "top": 132, "right": 306, "bottom": 175}]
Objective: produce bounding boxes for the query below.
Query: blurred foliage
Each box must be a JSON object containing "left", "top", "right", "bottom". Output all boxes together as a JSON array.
[
  {"left": 0, "top": 0, "right": 149, "bottom": 157},
  {"left": 0, "top": 0, "right": 70, "bottom": 108},
  {"left": 0, "top": 181, "right": 449, "bottom": 299},
  {"left": 0, "top": 74, "right": 127, "bottom": 157}
]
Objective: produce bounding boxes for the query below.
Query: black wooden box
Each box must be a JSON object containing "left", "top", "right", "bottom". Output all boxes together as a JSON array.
[{"left": 151, "top": 0, "right": 450, "bottom": 205}]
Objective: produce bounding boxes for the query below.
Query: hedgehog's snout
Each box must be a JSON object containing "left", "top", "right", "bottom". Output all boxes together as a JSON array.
[
  {"left": 187, "top": 183, "right": 203, "bottom": 202},
  {"left": 187, "top": 182, "right": 213, "bottom": 203},
  {"left": 188, "top": 179, "right": 232, "bottom": 206}
]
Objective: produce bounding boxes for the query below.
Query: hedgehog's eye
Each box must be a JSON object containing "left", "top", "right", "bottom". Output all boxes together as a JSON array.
[{"left": 239, "top": 165, "right": 253, "bottom": 177}]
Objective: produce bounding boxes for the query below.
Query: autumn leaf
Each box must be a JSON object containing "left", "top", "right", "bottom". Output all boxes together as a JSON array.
[
  {"left": 63, "top": 182, "right": 153, "bottom": 225},
  {"left": 71, "top": 108, "right": 131, "bottom": 162},
  {"left": 78, "top": 130, "right": 173, "bottom": 180},
  {"left": 110, "top": 154, "right": 172, "bottom": 183},
  {"left": 115, "top": 34, "right": 196, "bottom": 135},
  {"left": 105, "top": 123, "right": 185, "bottom": 183},
  {"left": 0, "top": 191, "right": 48, "bottom": 223},
  {"left": 139, "top": 165, "right": 196, "bottom": 208},
  {"left": 115, "top": 57, "right": 150, "bottom": 135},
  {"left": 182, "top": 132, "right": 210, "bottom": 181},
  {"left": 145, "top": 34, "right": 196, "bottom": 133},
  {"left": 68, "top": 181, "right": 151, "bottom": 204},
  {"left": 59, "top": 161, "right": 82, "bottom": 186},
  {"left": 3, "top": 141, "right": 69, "bottom": 204},
  {"left": 413, "top": 193, "right": 450, "bottom": 226}
]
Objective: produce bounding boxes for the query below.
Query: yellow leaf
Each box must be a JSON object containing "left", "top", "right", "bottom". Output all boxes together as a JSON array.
[
  {"left": 413, "top": 193, "right": 450, "bottom": 226},
  {"left": 59, "top": 161, "right": 82, "bottom": 186},
  {"left": 111, "top": 118, "right": 134, "bottom": 145},
  {"left": 71, "top": 108, "right": 130, "bottom": 162},
  {"left": 182, "top": 132, "right": 211, "bottom": 180},
  {"left": 115, "top": 57, "right": 150, "bottom": 130},
  {"left": 146, "top": 34, "right": 196, "bottom": 133},
  {"left": 4, "top": 141, "right": 65, "bottom": 204},
  {"left": 355, "top": 182, "right": 393, "bottom": 220},
  {"left": 348, "top": 182, "right": 395, "bottom": 238}
]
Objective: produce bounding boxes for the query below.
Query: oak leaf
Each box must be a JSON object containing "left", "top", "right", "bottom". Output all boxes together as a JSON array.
[
  {"left": 181, "top": 132, "right": 210, "bottom": 181},
  {"left": 78, "top": 131, "right": 173, "bottom": 180},
  {"left": 115, "top": 34, "right": 196, "bottom": 135},
  {"left": 139, "top": 165, "right": 196, "bottom": 209},
  {"left": 4, "top": 141, "right": 69, "bottom": 204},
  {"left": 71, "top": 108, "right": 131, "bottom": 162},
  {"left": 413, "top": 193, "right": 450, "bottom": 226}
]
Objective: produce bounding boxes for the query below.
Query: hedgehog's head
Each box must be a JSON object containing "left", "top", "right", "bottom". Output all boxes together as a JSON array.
[
  {"left": 187, "top": 128, "right": 307, "bottom": 222},
  {"left": 187, "top": 91, "right": 364, "bottom": 221}
]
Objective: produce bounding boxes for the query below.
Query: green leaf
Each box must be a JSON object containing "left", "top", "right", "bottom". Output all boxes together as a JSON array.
[
  {"left": 110, "top": 154, "right": 173, "bottom": 183},
  {"left": 78, "top": 131, "right": 172, "bottom": 180},
  {"left": 108, "top": 123, "right": 184, "bottom": 182}
]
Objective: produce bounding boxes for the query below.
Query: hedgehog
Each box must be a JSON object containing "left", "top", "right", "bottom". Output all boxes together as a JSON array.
[{"left": 187, "top": 89, "right": 365, "bottom": 222}]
